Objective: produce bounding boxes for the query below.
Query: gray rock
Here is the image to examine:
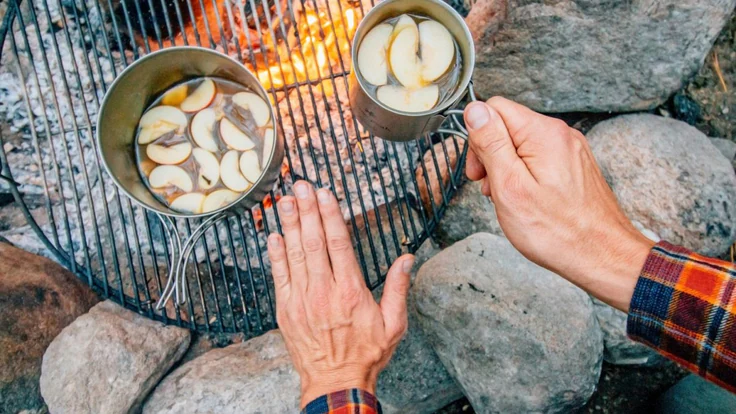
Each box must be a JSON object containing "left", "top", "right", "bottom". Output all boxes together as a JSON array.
[
  {"left": 711, "top": 138, "right": 736, "bottom": 162},
  {"left": 435, "top": 180, "right": 503, "bottom": 247},
  {"left": 40, "top": 301, "right": 190, "bottom": 414},
  {"left": 142, "top": 330, "right": 300, "bottom": 414},
  {"left": 413, "top": 233, "right": 603, "bottom": 413},
  {"left": 655, "top": 374, "right": 736, "bottom": 414},
  {"left": 588, "top": 114, "right": 736, "bottom": 256},
  {"left": 0, "top": 243, "right": 98, "bottom": 413},
  {"left": 467, "top": 0, "right": 736, "bottom": 112}
]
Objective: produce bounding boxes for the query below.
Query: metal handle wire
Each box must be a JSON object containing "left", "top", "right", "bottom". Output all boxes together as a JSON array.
[{"left": 437, "top": 81, "right": 477, "bottom": 140}]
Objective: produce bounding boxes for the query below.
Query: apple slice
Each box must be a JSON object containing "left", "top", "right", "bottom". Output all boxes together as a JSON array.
[
  {"left": 418, "top": 20, "right": 455, "bottom": 82},
  {"left": 138, "top": 106, "right": 188, "bottom": 144},
  {"left": 393, "top": 14, "right": 417, "bottom": 35},
  {"left": 192, "top": 148, "right": 220, "bottom": 190},
  {"left": 389, "top": 25, "right": 422, "bottom": 89},
  {"left": 376, "top": 84, "right": 439, "bottom": 113},
  {"left": 148, "top": 165, "right": 193, "bottom": 192},
  {"left": 239, "top": 150, "right": 261, "bottom": 183},
  {"left": 170, "top": 192, "right": 206, "bottom": 214},
  {"left": 262, "top": 128, "right": 274, "bottom": 166},
  {"left": 190, "top": 108, "right": 219, "bottom": 152},
  {"left": 220, "top": 118, "right": 256, "bottom": 151},
  {"left": 220, "top": 150, "right": 250, "bottom": 192},
  {"left": 146, "top": 142, "right": 192, "bottom": 165},
  {"left": 357, "top": 23, "right": 393, "bottom": 86},
  {"left": 180, "top": 78, "right": 216, "bottom": 112},
  {"left": 202, "top": 189, "right": 240, "bottom": 213},
  {"left": 232, "top": 92, "right": 271, "bottom": 127},
  {"left": 161, "top": 83, "right": 189, "bottom": 106}
]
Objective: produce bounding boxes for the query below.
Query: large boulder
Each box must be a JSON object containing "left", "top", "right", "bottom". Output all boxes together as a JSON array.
[
  {"left": 413, "top": 233, "right": 603, "bottom": 413},
  {"left": 0, "top": 243, "right": 98, "bottom": 413},
  {"left": 587, "top": 114, "right": 736, "bottom": 256},
  {"left": 467, "top": 0, "right": 736, "bottom": 113},
  {"left": 435, "top": 180, "right": 503, "bottom": 247},
  {"left": 143, "top": 330, "right": 300, "bottom": 414},
  {"left": 40, "top": 301, "right": 190, "bottom": 414}
]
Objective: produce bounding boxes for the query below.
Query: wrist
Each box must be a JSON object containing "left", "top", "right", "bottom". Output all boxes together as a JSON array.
[{"left": 300, "top": 372, "right": 377, "bottom": 408}]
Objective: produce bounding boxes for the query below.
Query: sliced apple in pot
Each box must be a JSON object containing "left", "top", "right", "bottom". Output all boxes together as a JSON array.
[
  {"left": 170, "top": 192, "right": 206, "bottom": 214},
  {"left": 148, "top": 165, "right": 193, "bottom": 192},
  {"left": 180, "top": 78, "right": 216, "bottom": 112},
  {"left": 376, "top": 84, "right": 439, "bottom": 113},
  {"left": 190, "top": 108, "right": 219, "bottom": 152},
  {"left": 138, "top": 106, "right": 188, "bottom": 144},
  {"left": 220, "top": 150, "right": 251, "bottom": 192},
  {"left": 146, "top": 142, "right": 192, "bottom": 165},
  {"left": 418, "top": 20, "right": 455, "bottom": 82},
  {"left": 389, "top": 25, "right": 422, "bottom": 89},
  {"left": 262, "top": 128, "right": 274, "bottom": 166},
  {"left": 202, "top": 189, "right": 240, "bottom": 213},
  {"left": 192, "top": 148, "right": 220, "bottom": 190},
  {"left": 161, "top": 83, "right": 189, "bottom": 106},
  {"left": 357, "top": 23, "right": 393, "bottom": 86},
  {"left": 220, "top": 118, "right": 256, "bottom": 151},
  {"left": 232, "top": 92, "right": 271, "bottom": 127},
  {"left": 393, "top": 15, "right": 417, "bottom": 35},
  {"left": 239, "top": 150, "right": 261, "bottom": 183}
]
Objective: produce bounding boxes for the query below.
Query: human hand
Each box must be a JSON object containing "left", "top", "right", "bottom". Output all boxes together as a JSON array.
[
  {"left": 463, "top": 98, "right": 655, "bottom": 312},
  {"left": 267, "top": 180, "right": 415, "bottom": 407}
]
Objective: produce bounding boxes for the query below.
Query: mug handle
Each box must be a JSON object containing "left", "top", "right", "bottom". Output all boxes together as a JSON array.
[{"left": 436, "top": 81, "right": 477, "bottom": 140}]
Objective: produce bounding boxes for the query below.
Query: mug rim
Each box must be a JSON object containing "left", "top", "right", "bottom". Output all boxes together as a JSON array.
[
  {"left": 96, "top": 46, "right": 278, "bottom": 219},
  {"left": 350, "top": 0, "right": 475, "bottom": 118}
]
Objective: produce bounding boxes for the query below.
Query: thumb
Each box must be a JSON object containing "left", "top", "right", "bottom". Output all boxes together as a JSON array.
[
  {"left": 380, "top": 254, "right": 414, "bottom": 342},
  {"left": 464, "top": 101, "right": 521, "bottom": 187}
]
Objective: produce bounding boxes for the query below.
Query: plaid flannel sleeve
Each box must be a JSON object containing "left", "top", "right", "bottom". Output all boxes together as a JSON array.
[
  {"left": 301, "top": 389, "right": 382, "bottom": 414},
  {"left": 627, "top": 240, "right": 736, "bottom": 392}
]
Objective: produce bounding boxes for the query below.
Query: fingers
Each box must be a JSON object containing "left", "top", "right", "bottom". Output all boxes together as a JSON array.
[
  {"left": 315, "top": 187, "right": 363, "bottom": 286},
  {"left": 380, "top": 254, "right": 414, "bottom": 342},
  {"left": 485, "top": 96, "right": 552, "bottom": 142},
  {"left": 277, "top": 196, "right": 309, "bottom": 293},
  {"left": 267, "top": 233, "right": 291, "bottom": 304},
  {"left": 464, "top": 101, "right": 523, "bottom": 188},
  {"left": 293, "top": 181, "right": 333, "bottom": 290},
  {"left": 465, "top": 148, "right": 487, "bottom": 181}
]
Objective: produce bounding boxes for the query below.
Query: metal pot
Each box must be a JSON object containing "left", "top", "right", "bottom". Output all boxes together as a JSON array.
[
  {"left": 96, "top": 46, "right": 284, "bottom": 309},
  {"left": 348, "top": 0, "right": 476, "bottom": 142}
]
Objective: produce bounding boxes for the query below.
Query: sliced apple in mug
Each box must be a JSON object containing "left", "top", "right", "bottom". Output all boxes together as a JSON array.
[
  {"left": 392, "top": 14, "right": 417, "bottom": 35},
  {"left": 146, "top": 142, "right": 192, "bottom": 165},
  {"left": 202, "top": 189, "right": 240, "bottom": 213},
  {"left": 192, "top": 148, "right": 220, "bottom": 190},
  {"left": 148, "top": 165, "right": 193, "bottom": 192},
  {"left": 388, "top": 25, "right": 422, "bottom": 89},
  {"left": 239, "top": 150, "right": 261, "bottom": 183},
  {"left": 376, "top": 84, "right": 439, "bottom": 113},
  {"left": 170, "top": 192, "right": 206, "bottom": 214},
  {"left": 161, "top": 83, "right": 188, "bottom": 106},
  {"left": 220, "top": 150, "right": 251, "bottom": 192},
  {"left": 357, "top": 23, "right": 393, "bottom": 86},
  {"left": 232, "top": 92, "right": 271, "bottom": 127},
  {"left": 180, "top": 78, "right": 216, "bottom": 112},
  {"left": 190, "top": 108, "right": 219, "bottom": 152},
  {"left": 418, "top": 20, "right": 454, "bottom": 82},
  {"left": 220, "top": 118, "right": 255, "bottom": 151},
  {"left": 138, "top": 106, "right": 188, "bottom": 144}
]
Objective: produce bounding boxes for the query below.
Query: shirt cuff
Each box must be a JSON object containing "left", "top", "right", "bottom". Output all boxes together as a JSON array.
[{"left": 301, "top": 389, "right": 382, "bottom": 414}]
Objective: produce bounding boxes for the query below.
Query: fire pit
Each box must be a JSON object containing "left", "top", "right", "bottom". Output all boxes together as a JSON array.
[{"left": 0, "top": 0, "right": 469, "bottom": 337}]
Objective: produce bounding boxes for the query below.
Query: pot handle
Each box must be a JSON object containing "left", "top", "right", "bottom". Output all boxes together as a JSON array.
[
  {"left": 436, "top": 81, "right": 477, "bottom": 140},
  {"left": 155, "top": 211, "right": 229, "bottom": 311}
]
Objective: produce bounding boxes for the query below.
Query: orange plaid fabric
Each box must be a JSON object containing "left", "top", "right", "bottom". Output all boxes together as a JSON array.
[
  {"left": 302, "top": 389, "right": 381, "bottom": 414},
  {"left": 628, "top": 241, "right": 736, "bottom": 392}
]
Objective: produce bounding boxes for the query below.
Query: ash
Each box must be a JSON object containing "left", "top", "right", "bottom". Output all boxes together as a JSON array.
[{"left": 0, "top": 0, "right": 424, "bottom": 330}]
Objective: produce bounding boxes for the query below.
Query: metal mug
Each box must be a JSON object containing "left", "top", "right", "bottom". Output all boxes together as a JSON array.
[
  {"left": 349, "top": 0, "right": 476, "bottom": 142},
  {"left": 97, "top": 47, "right": 285, "bottom": 310}
]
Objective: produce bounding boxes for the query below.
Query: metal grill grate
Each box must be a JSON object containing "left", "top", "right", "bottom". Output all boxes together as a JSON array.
[{"left": 0, "top": 0, "right": 469, "bottom": 336}]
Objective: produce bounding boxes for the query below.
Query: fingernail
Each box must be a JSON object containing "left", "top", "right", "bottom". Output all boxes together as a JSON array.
[
  {"left": 402, "top": 257, "right": 414, "bottom": 273},
  {"left": 268, "top": 234, "right": 281, "bottom": 248},
  {"left": 280, "top": 199, "right": 294, "bottom": 215},
  {"left": 465, "top": 103, "right": 491, "bottom": 130},
  {"left": 317, "top": 189, "right": 331, "bottom": 204},
  {"left": 294, "top": 182, "right": 309, "bottom": 199}
]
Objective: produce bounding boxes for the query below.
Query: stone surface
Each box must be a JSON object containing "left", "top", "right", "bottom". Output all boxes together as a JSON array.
[
  {"left": 40, "top": 300, "right": 190, "bottom": 414},
  {"left": 416, "top": 138, "right": 465, "bottom": 214},
  {"left": 143, "top": 330, "right": 300, "bottom": 414},
  {"left": 0, "top": 243, "right": 98, "bottom": 413},
  {"left": 588, "top": 114, "right": 736, "bottom": 256},
  {"left": 467, "top": 0, "right": 736, "bottom": 112},
  {"left": 655, "top": 374, "right": 736, "bottom": 413},
  {"left": 711, "top": 138, "right": 736, "bottom": 163},
  {"left": 435, "top": 180, "right": 503, "bottom": 247},
  {"left": 413, "top": 233, "right": 603, "bottom": 413}
]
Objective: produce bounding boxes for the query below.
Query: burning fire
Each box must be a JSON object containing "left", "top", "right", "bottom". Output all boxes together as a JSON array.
[{"left": 251, "top": 5, "right": 359, "bottom": 91}]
